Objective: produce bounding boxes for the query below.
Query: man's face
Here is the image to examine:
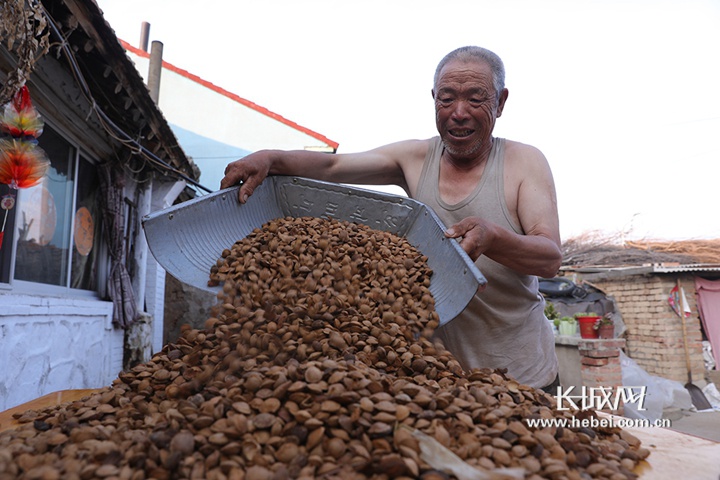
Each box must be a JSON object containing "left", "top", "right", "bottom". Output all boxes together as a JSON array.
[{"left": 433, "top": 59, "right": 506, "bottom": 160}]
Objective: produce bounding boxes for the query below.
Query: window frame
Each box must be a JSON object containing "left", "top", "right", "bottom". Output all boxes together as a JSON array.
[{"left": 2, "top": 120, "right": 108, "bottom": 299}]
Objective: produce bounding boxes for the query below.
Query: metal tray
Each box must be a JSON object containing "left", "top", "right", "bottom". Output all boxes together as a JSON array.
[{"left": 142, "top": 177, "right": 486, "bottom": 325}]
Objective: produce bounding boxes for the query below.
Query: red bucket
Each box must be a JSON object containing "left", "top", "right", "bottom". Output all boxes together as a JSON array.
[{"left": 578, "top": 316, "right": 600, "bottom": 339}]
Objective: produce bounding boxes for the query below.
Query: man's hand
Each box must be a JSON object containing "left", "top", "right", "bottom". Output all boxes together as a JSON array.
[
  {"left": 444, "top": 217, "right": 496, "bottom": 262},
  {"left": 220, "top": 152, "right": 273, "bottom": 203},
  {"left": 445, "top": 215, "right": 562, "bottom": 278}
]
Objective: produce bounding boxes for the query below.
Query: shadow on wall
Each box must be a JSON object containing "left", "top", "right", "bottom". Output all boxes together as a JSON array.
[{"left": 170, "top": 124, "right": 252, "bottom": 193}]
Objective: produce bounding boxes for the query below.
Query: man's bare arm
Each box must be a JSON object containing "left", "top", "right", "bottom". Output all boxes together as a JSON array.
[
  {"left": 446, "top": 218, "right": 562, "bottom": 278},
  {"left": 221, "top": 140, "right": 428, "bottom": 203},
  {"left": 445, "top": 146, "right": 562, "bottom": 278}
]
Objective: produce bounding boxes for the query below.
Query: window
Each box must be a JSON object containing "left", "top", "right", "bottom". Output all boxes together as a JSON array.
[
  {"left": 2, "top": 123, "right": 103, "bottom": 292},
  {"left": 70, "top": 154, "right": 102, "bottom": 291},
  {"left": 0, "top": 183, "right": 17, "bottom": 283}
]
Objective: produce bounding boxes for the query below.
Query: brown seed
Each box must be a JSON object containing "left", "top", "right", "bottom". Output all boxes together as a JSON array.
[
  {"left": 275, "top": 442, "right": 299, "bottom": 463},
  {"left": 0, "top": 216, "right": 649, "bottom": 480},
  {"left": 321, "top": 400, "right": 342, "bottom": 413},
  {"left": 395, "top": 404, "right": 411, "bottom": 421},
  {"left": 170, "top": 431, "right": 195, "bottom": 455},
  {"left": 260, "top": 398, "right": 281, "bottom": 414},
  {"left": 326, "top": 437, "right": 347, "bottom": 459},
  {"left": 24, "top": 465, "right": 61, "bottom": 480},
  {"left": 368, "top": 422, "right": 392, "bottom": 437},
  {"left": 245, "top": 465, "right": 272, "bottom": 480},
  {"left": 305, "top": 366, "right": 323, "bottom": 383},
  {"left": 374, "top": 400, "right": 396, "bottom": 413},
  {"left": 306, "top": 427, "right": 325, "bottom": 450},
  {"left": 252, "top": 413, "right": 277, "bottom": 430},
  {"left": 208, "top": 433, "right": 228, "bottom": 446},
  {"left": 329, "top": 331, "right": 348, "bottom": 350},
  {"left": 95, "top": 464, "right": 120, "bottom": 477}
]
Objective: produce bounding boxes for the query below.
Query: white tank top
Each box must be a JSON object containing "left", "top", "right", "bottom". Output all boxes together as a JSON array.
[{"left": 415, "top": 136, "right": 558, "bottom": 388}]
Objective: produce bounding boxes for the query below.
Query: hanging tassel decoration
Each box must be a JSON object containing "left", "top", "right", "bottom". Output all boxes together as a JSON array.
[
  {"left": 0, "top": 139, "right": 49, "bottom": 189},
  {"left": 0, "top": 86, "right": 49, "bottom": 249},
  {"left": 1, "top": 86, "right": 44, "bottom": 139}
]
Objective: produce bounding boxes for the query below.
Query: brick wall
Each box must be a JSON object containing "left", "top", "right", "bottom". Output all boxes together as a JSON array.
[
  {"left": 585, "top": 274, "right": 705, "bottom": 384},
  {"left": 578, "top": 338, "right": 626, "bottom": 414}
]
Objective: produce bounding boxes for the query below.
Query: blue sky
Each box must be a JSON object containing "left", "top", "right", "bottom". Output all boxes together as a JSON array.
[{"left": 96, "top": 0, "right": 720, "bottom": 242}]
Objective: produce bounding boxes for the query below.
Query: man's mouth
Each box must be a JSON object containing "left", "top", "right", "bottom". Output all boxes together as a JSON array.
[{"left": 448, "top": 129, "right": 474, "bottom": 138}]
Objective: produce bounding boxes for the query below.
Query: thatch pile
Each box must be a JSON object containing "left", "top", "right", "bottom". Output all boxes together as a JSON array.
[{"left": 561, "top": 232, "right": 720, "bottom": 268}]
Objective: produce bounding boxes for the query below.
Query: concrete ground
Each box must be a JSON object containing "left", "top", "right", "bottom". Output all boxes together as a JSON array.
[
  {"left": 663, "top": 374, "right": 720, "bottom": 442},
  {"left": 665, "top": 408, "right": 720, "bottom": 442}
]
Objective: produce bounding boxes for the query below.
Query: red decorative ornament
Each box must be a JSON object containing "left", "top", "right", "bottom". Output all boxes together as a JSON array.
[
  {"left": 0, "top": 86, "right": 50, "bottom": 250},
  {"left": 0, "top": 139, "right": 49, "bottom": 189},
  {"left": 0, "top": 86, "right": 44, "bottom": 139}
]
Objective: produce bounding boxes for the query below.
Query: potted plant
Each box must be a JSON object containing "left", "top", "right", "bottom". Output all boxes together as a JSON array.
[
  {"left": 595, "top": 314, "right": 615, "bottom": 339},
  {"left": 546, "top": 302, "right": 560, "bottom": 334},
  {"left": 557, "top": 316, "right": 577, "bottom": 336},
  {"left": 575, "top": 312, "right": 601, "bottom": 339},
  {"left": 545, "top": 302, "right": 560, "bottom": 322}
]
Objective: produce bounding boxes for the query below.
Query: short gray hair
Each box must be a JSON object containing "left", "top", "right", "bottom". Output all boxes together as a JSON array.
[{"left": 433, "top": 46, "right": 506, "bottom": 98}]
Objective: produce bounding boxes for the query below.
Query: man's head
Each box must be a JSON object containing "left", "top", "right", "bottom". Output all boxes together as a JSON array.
[
  {"left": 432, "top": 46, "right": 509, "bottom": 161},
  {"left": 434, "top": 46, "right": 505, "bottom": 99}
]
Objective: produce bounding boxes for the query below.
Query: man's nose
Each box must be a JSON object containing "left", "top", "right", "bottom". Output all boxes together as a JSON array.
[{"left": 450, "top": 101, "right": 471, "bottom": 120}]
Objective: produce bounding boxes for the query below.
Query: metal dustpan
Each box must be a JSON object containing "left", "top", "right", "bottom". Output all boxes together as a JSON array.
[{"left": 142, "top": 176, "right": 486, "bottom": 325}]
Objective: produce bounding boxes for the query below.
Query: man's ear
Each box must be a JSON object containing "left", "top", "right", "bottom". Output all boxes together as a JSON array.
[
  {"left": 496, "top": 88, "right": 509, "bottom": 117},
  {"left": 431, "top": 88, "right": 436, "bottom": 100}
]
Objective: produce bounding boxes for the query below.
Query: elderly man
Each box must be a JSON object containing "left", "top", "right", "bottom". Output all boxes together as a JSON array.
[{"left": 221, "top": 46, "right": 562, "bottom": 391}]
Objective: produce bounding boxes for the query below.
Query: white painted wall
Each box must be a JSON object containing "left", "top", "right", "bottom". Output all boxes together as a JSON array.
[
  {"left": 0, "top": 294, "right": 123, "bottom": 411},
  {"left": 145, "top": 179, "right": 188, "bottom": 353},
  {"left": 125, "top": 49, "right": 337, "bottom": 191},
  {"left": 128, "top": 52, "right": 335, "bottom": 153}
]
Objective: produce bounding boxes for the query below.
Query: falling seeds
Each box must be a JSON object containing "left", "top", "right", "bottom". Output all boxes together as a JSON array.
[{"left": 0, "top": 217, "right": 648, "bottom": 479}]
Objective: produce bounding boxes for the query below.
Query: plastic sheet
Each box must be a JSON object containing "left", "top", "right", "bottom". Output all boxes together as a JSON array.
[{"left": 620, "top": 350, "right": 693, "bottom": 421}]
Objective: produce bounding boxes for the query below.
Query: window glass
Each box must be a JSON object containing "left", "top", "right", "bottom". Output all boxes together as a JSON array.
[
  {"left": 14, "top": 126, "right": 75, "bottom": 286},
  {"left": 71, "top": 155, "right": 101, "bottom": 291},
  {"left": 0, "top": 183, "right": 17, "bottom": 283}
]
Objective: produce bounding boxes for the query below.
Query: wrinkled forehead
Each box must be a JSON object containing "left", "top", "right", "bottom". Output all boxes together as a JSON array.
[{"left": 435, "top": 59, "right": 494, "bottom": 89}]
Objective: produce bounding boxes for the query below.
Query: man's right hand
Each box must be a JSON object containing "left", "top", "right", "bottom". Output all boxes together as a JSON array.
[{"left": 220, "top": 151, "right": 273, "bottom": 204}]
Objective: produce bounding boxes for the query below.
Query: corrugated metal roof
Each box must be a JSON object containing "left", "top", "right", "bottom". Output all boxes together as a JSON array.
[
  {"left": 650, "top": 263, "right": 720, "bottom": 273},
  {"left": 561, "top": 263, "right": 720, "bottom": 275}
]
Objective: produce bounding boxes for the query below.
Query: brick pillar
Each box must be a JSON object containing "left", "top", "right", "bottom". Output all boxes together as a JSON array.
[{"left": 578, "top": 338, "right": 626, "bottom": 415}]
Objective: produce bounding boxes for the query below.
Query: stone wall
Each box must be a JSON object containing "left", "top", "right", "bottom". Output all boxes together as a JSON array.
[
  {"left": 0, "top": 294, "right": 123, "bottom": 411},
  {"left": 581, "top": 274, "right": 705, "bottom": 384},
  {"left": 163, "top": 275, "right": 219, "bottom": 346},
  {"left": 123, "top": 313, "right": 153, "bottom": 371}
]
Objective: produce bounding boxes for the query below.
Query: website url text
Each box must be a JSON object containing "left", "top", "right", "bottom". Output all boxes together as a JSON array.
[{"left": 525, "top": 416, "right": 672, "bottom": 429}]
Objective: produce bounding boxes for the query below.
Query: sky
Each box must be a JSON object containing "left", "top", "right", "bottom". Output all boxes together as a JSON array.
[{"left": 94, "top": 0, "right": 720, "bottom": 243}]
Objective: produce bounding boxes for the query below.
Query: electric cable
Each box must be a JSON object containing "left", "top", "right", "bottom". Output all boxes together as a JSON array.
[{"left": 37, "top": 1, "right": 213, "bottom": 194}]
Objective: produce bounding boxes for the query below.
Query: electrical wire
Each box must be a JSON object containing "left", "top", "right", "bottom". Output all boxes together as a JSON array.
[{"left": 37, "top": 2, "right": 213, "bottom": 194}]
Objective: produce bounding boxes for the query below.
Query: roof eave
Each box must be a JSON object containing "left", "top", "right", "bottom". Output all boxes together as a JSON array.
[{"left": 51, "top": 0, "right": 198, "bottom": 181}]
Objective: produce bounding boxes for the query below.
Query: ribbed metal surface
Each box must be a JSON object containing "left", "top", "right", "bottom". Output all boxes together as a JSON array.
[
  {"left": 142, "top": 177, "right": 486, "bottom": 325},
  {"left": 652, "top": 264, "right": 720, "bottom": 273}
]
